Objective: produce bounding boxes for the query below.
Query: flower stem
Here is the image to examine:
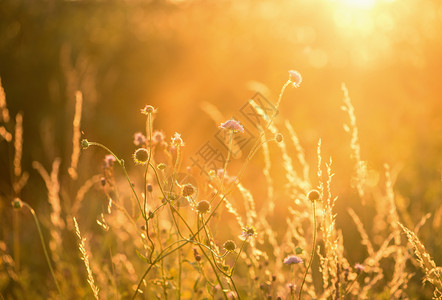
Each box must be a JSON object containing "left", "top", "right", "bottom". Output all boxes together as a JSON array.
[
  {"left": 298, "top": 200, "right": 317, "bottom": 300},
  {"left": 22, "top": 202, "right": 62, "bottom": 297}
]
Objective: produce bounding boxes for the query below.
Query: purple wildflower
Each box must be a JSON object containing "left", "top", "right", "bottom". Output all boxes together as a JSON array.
[
  {"left": 103, "top": 154, "right": 116, "bottom": 169},
  {"left": 288, "top": 70, "right": 302, "bottom": 88},
  {"left": 133, "top": 132, "right": 146, "bottom": 146},
  {"left": 240, "top": 225, "right": 256, "bottom": 240},
  {"left": 219, "top": 119, "right": 244, "bottom": 133},
  {"left": 283, "top": 255, "right": 303, "bottom": 265},
  {"left": 355, "top": 263, "right": 365, "bottom": 273}
]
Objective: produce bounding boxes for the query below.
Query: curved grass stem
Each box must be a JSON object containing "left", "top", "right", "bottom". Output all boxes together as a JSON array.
[{"left": 22, "top": 202, "right": 62, "bottom": 298}]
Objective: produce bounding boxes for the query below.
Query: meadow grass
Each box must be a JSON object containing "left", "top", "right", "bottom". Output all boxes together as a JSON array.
[{"left": 1, "top": 72, "right": 441, "bottom": 299}]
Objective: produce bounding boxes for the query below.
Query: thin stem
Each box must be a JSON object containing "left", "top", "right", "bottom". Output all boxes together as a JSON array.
[
  {"left": 298, "top": 200, "right": 317, "bottom": 300},
  {"left": 214, "top": 130, "right": 234, "bottom": 203},
  {"left": 22, "top": 202, "right": 62, "bottom": 297},
  {"left": 13, "top": 209, "right": 20, "bottom": 272},
  {"left": 229, "top": 238, "right": 247, "bottom": 277},
  {"left": 86, "top": 141, "right": 144, "bottom": 218},
  {"left": 178, "top": 248, "right": 182, "bottom": 300}
]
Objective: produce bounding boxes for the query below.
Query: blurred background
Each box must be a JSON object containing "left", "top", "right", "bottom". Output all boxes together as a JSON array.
[{"left": 1, "top": 0, "right": 441, "bottom": 296}]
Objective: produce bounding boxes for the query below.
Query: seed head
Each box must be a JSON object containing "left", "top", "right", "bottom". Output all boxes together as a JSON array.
[
  {"left": 157, "top": 163, "right": 166, "bottom": 170},
  {"left": 182, "top": 184, "right": 195, "bottom": 197},
  {"left": 147, "top": 184, "right": 153, "bottom": 193},
  {"left": 12, "top": 198, "right": 23, "bottom": 209},
  {"left": 171, "top": 132, "right": 184, "bottom": 147},
  {"left": 81, "top": 139, "right": 90, "bottom": 149},
  {"left": 196, "top": 200, "right": 211, "bottom": 214},
  {"left": 307, "top": 189, "right": 321, "bottom": 202},
  {"left": 141, "top": 105, "right": 156, "bottom": 115},
  {"left": 133, "top": 148, "right": 150, "bottom": 165},
  {"left": 288, "top": 70, "right": 302, "bottom": 88},
  {"left": 275, "top": 133, "right": 283, "bottom": 143},
  {"left": 223, "top": 240, "right": 237, "bottom": 252},
  {"left": 219, "top": 119, "right": 244, "bottom": 133},
  {"left": 193, "top": 248, "right": 202, "bottom": 261}
]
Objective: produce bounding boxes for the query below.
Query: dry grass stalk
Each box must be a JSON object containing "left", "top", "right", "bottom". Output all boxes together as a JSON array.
[
  {"left": 0, "top": 126, "right": 12, "bottom": 142},
  {"left": 13, "top": 113, "right": 23, "bottom": 177},
  {"left": 71, "top": 174, "right": 102, "bottom": 217},
  {"left": 383, "top": 164, "right": 409, "bottom": 296},
  {"left": 398, "top": 222, "right": 442, "bottom": 297},
  {"left": 341, "top": 83, "right": 367, "bottom": 200},
  {"left": 347, "top": 208, "right": 374, "bottom": 256},
  {"left": 237, "top": 183, "right": 257, "bottom": 228},
  {"left": 260, "top": 130, "right": 275, "bottom": 214},
  {"left": 73, "top": 217, "right": 100, "bottom": 299},
  {"left": 33, "top": 159, "right": 64, "bottom": 265},
  {"left": 0, "top": 78, "right": 10, "bottom": 123},
  {"left": 68, "top": 91, "right": 83, "bottom": 180},
  {"left": 319, "top": 159, "right": 340, "bottom": 296},
  {"left": 285, "top": 120, "right": 309, "bottom": 184}
]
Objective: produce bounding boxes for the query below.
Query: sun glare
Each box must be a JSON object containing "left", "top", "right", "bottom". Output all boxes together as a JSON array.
[{"left": 328, "top": 0, "right": 395, "bottom": 9}]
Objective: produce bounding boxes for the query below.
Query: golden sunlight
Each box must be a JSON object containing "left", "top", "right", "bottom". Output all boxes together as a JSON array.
[{"left": 327, "top": 0, "right": 395, "bottom": 9}]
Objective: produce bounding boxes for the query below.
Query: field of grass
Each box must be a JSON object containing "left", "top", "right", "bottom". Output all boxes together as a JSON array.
[{"left": 1, "top": 0, "right": 441, "bottom": 299}]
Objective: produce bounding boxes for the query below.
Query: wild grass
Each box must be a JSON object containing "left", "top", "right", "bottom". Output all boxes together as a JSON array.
[{"left": 1, "top": 72, "right": 441, "bottom": 300}]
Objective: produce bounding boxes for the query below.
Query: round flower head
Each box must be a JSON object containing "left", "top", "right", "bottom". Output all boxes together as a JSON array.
[
  {"left": 275, "top": 133, "right": 283, "bottom": 143},
  {"left": 171, "top": 132, "right": 184, "bottom": 147},
  {"left": 196, "top": 200, "right": 211, "bottom": 214},
  {"left": 182, "top": 183, "right": 196, "bottom": 197},
  {"left": 219, "top": 119, "right": 244, "bottom": 133},
  {"left": 133, "top": 132, "right": 146, "bottom": 146},
  {"left": 307, "top": 189, "right": 321, "bottom": 202},
  {"left": 133, "top": 148, "right": 150, "bottom": 165},
  {"left": 283, "top": 255, "right": 303, "bottom": 265},
  {"left": 140, "top": 105, "right": 156, "bottom": 115},
  {"left": 288, "top": 70, "right": 302, "bottom": 88},
  {"left": 223, "top": 240, "right": 237, "bottom": 252}
]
